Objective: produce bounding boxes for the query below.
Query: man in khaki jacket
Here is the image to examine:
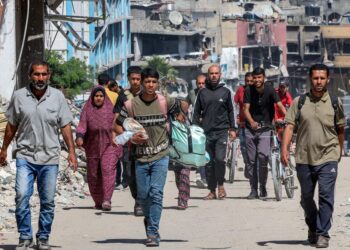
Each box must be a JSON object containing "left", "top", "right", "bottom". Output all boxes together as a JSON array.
[{"left": 282, "top": 63, "right": 345, "bottom": 248}]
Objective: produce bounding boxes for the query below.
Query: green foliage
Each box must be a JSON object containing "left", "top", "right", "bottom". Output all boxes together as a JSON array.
[
  {"left": 146, "top": 56, "right": 178, "bottom": 82},
  {"left": 45, "top": 50, "right": 94, "bottom": 98}
]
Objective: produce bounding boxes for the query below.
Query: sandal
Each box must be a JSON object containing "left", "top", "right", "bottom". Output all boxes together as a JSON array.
[
  {"left": 102, "top": 201, "right": 112, "bottom": 211},
  {"left": 177, "top": 202, "right": 188, "bottom": 210},
  {"left": 218, "top": 186, "right": 227, "bottom": 200},
  {"left": 203, "top": 192, "right": 217, "bottom": 200}
]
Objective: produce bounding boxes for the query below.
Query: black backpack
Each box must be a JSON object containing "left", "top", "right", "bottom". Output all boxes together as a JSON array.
[{"left": 294, "top": 93, "right": 339, "bottom": 133}]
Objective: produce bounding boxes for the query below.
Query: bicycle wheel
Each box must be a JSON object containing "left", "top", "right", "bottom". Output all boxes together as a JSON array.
[
  {"left": 270, "top": 152, "right": 282, "bottom": 201},
  {"left": 284, "top": 154, "right": 296, "bottom": 199},
  {"left": 228, "top": 141, "right": 237, "bottom": 183},
  {"left": 284, "top": 167, "right": 294, "bottom": 199}
]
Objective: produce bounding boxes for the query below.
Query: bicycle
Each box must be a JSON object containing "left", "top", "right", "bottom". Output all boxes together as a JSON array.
[
  {"left": 226, "top": 138, "right": 239, "bottom": 183},
  {"left": 270, "top": 121, "right": 297, "bottom": 201}
]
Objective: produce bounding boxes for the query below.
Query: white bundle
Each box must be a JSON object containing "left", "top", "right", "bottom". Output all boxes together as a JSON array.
[{"left": 115, "top": 118, "right": 148, "bottom": 145}]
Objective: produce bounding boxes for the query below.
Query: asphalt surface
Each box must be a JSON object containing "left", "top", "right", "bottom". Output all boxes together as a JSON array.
[{"left": 1, "top": 157, "right": 350, "bottom": 250}]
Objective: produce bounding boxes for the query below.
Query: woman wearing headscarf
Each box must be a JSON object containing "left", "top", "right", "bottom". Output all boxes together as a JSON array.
[{"left": 75, "top": 86, "right": 123, "bottom": 211}]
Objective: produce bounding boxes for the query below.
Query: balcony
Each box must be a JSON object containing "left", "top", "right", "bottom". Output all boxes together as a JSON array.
[
  {"left": 321, "top": 26, "right": 350, "bottom": 39},
  {"left": 333, "top": 55, "right": 350, "bottom": 67}
]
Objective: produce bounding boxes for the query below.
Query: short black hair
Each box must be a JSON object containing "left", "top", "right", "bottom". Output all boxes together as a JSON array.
[
  {"left": 245, "top": 72, "right": 253, "bottom": 78},
  {"left": 309, "top": 64, "right": 329, "bottom": 77},
  {"left": 141, "top": 68, "right": 159, "bottom": 82},
  {"left": 109, "top": 79, "right": 118, "bottom": 88},
  {"left": 252, "top": 67, "right": 265, "bottom": 77},
  {"left": 97, "top": 73, "right": 110, "bottom": 86},
  {"left": 127, "top": 66, "right": 142, "bottom": 76},
  {"left": 28, "top": 60, "right": 50, "bottom": 75}
]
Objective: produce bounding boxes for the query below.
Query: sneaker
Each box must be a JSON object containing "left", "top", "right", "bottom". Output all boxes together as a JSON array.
[
  {"left": 36, "top": 238, "right": 51, "bottom": 250},
  {"left": 259, "top": 187, "right": 268, "bottom": 200},
  {"left": 247, "top": 189, "right": 259, "bottom": 199},
  {"left": 196, "top": 179, "right": 207, "bottom": 188},
  {"left": 308, "top": 230, "right": 318, "bottom": 245},
  {"left": 145, "top": 235, "right": 160, "bottom": 247},
  {"left": 16, "top": 239, "right": 34, "bottom": 250},
  {"left": 316, "top": 235, "right": 329, "bottom": 248},
  {"left": 134, "top": 203, "right": 144, "bottom": 217}
]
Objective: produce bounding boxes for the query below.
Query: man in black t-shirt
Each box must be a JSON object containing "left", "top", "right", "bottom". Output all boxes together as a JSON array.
[{"left": 243, "top": 68, "right": 286, "bottom": 200}]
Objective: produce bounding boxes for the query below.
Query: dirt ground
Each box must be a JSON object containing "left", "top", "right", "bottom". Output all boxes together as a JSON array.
[{"left": 1, "top": 157, "right": 350, "bottom": 250}]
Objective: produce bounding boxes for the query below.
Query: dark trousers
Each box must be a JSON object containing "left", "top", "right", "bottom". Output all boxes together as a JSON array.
[
  {"left": 126, "top": 160, "right": 138, "bottom": 200},
  {"left": 296, "top": 162, "right": 338, "bottom": 237},
  {"left": 205, "top": 130, "right": 228, "bottom": 192},
  {"left": 245, "top": 129, "right": 271, "bottom": 190},
  {"left": 121, "top": 145, "right": 138, "bottom": 201},
  {"left": 116, "top": 161, "right": 128, "bottom": 187}
]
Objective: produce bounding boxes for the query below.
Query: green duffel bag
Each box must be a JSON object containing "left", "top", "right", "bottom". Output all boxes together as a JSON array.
[{"left": 169, "top": 121, "right": 209, "bottom": 168}]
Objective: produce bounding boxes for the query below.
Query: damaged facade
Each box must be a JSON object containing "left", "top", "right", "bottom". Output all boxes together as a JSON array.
[
  {"left": 45, "top": 0, "right": 132, "bottom": 86},
  {"left": 130, "top": 0, "right": 220, "bottom": 85},
  {"left": 130, "top": 0, "right": 287, "bottom": 88},
  {"left": 279, "top": 0, "right": 350, "bottom": 97},
  {"left": 221, "top": 1, "right": 287, "bottom": 85}
]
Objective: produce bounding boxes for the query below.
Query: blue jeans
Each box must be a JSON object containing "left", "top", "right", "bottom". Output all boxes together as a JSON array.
[
  {"left": 296, "top": 162, "right": 338, "bottom": 237},
  {"left": 15, "top": 159, "right": 58, "bottom": 240},
  {"left": 135, "top": 156, "right": 169, "bottom": 237}
]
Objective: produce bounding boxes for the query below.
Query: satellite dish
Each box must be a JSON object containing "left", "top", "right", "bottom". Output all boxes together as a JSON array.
[{"left": 169, "top": 11, "right": 183, "bottom": 26}]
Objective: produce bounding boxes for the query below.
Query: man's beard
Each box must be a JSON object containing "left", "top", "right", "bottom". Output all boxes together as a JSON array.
[{"left": 31, "top": 80, "right": 48, "bottom": 90}]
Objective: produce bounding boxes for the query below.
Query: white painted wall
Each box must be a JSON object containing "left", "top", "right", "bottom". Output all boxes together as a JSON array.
[{"left": 0, "top": 1, "right": 16, "bottom": 102}]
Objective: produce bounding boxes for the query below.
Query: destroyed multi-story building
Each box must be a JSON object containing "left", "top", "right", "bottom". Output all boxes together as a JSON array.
[
  {"left": 130, "top": 0, "right": 214, "bottom": 85},
  {"left": 279, "top": 0, "right": 350, "bottom": 96},
  {"left": 130, "top": 0, "right": 288, "bottom": 89},
  {"left": 45, "top": 0, "right": 132, "bottom": 86},
  {"left": 220, "top": 1, "right": 287, "bottom": 86}
]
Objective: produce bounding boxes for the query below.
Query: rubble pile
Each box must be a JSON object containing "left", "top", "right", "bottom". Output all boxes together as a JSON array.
[{"left": 0, "top": 101, "right": 90, "bottom": 233}]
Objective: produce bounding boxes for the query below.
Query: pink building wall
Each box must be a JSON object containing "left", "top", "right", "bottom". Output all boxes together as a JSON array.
[{"left": 236, "top": 20, "right": 287, "bottom": 66}]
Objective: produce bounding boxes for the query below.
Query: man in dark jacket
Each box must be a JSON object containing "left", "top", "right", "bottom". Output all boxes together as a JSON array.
[{"left": 193, "top": 64, "right": 237, "bottom": 200}]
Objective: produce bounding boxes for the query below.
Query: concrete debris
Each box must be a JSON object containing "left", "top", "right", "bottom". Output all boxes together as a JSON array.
[
  {"left": 0, "top": 100, "right": 89, "bottom": 233},
  {"left": 0, "top": 169, "right": 12, "bottom": 184}
]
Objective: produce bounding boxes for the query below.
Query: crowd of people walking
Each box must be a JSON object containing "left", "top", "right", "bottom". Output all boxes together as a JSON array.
[{"left": 0, "top": 60, "right": 345, "bottom": 249}]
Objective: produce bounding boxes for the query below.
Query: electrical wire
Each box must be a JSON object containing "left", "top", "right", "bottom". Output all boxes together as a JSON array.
[{"left": 12, "top": 0, "right": 30, "bottom": 81}]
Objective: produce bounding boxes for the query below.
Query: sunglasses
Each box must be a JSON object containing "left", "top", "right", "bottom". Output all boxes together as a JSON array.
[{"left": 33, "top": 72, "right": 49, "bottom": 77}]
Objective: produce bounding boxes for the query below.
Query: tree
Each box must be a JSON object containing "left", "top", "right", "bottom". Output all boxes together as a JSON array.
[
  {"left": 146, "top": 56, "right": 178, "bottom": 82},
  {"left": 45, "top": 50, "right": 94, "bottom": 98}
]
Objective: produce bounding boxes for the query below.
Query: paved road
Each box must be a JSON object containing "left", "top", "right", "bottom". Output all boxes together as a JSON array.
[{"left": 1, "top": 157, "right": 350, "bottom": 250}]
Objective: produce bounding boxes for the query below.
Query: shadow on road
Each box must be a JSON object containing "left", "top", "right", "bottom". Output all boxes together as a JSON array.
[
  {"left": 0, "top": 245, "right": 17, "bottom": 250},
  {"left": 93, "top": 238, "right": 188, "bottom": 245},
  {"left": 94, "top": 211, "right": 133, "bottom": 216},
  {"left": 62, "top": 206, "right": 122, "bottom": 211},
  {"left": 257, "top": 240, "right": 309, "bottom": 246},
  {"left": 0, "top": 244, "right": 62, "bottom": 250},
  {"left": 163, "top": 205, "right": 199, "bottom": 210},
  {"left": 62, "top": 206, "right": 94, "bottom": 210}
]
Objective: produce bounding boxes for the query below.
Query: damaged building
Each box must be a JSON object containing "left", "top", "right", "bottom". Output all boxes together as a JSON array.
[
  {"left": 130, "top": 0, "right": 221, "bottom": 85},
  {"left": 279, "top": 0, "right": 350, "bottom": 97},
  {"left": 220, "top": 1, "right": 287, "bottom": 86},
  {"left": 45, "top": 0, "right": 132, "bottom": 86}
]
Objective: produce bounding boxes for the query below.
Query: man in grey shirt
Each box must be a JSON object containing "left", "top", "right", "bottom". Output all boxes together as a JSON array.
[{"left": 0, "top": 60, "right": 77, "bottom": 250}]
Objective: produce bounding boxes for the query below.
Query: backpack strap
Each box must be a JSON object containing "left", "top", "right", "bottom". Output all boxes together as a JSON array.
[
  {"left": 156, "top": 93, "right": 167, "bottom": 119},
  {"left": 330, "top": 94, "right": 339, "bottom": 133},
  {"left": 124, "top": 99, "right": 134, "bottom": 117},
  {"left": 294, "top": 93, "right": 340, "bottom": 134},
  {"left": 294, "top": 94, "right": 307, "bottom": 131}
]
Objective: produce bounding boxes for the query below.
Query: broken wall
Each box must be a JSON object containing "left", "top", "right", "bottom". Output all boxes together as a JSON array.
[{"left": 0, "top": 0, "right": 16, "bottom": 101}]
